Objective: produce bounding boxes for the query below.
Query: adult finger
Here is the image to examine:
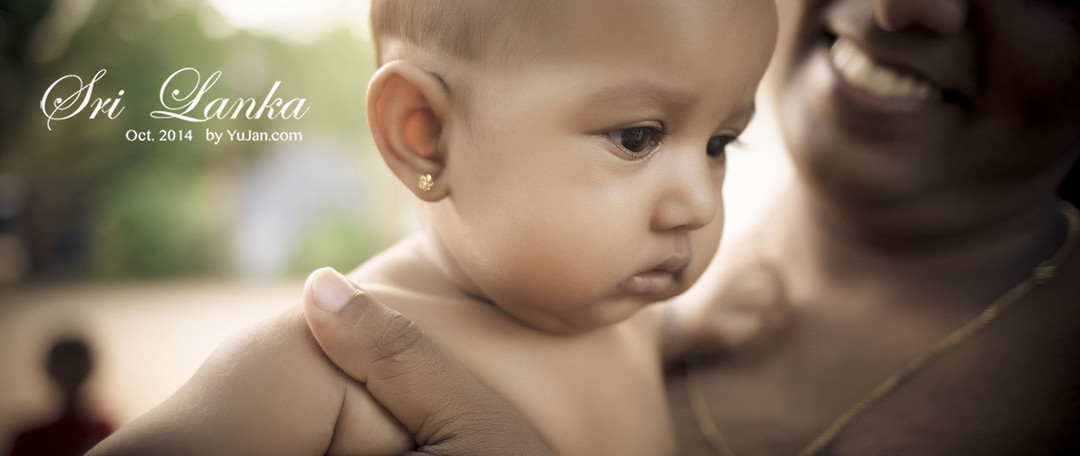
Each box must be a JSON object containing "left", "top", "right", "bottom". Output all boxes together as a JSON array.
[{"left": 301, "top": 267, "right": 551, "bottom": 456}]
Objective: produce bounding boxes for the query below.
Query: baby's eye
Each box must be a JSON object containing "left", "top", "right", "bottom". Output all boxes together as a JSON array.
[
  {"left": 706, "top": 134, "right": 739, "bottom": 159},
  {"left": 608, "top": 126, "right": 662, "bottom": 157}
]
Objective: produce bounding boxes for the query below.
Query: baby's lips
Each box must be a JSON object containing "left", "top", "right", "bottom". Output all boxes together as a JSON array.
[{"left": 620, "top": 271, "right": 677, "bottom": 295}]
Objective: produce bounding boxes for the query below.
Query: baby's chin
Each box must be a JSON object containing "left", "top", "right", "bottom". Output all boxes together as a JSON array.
[{"left": 497, "top": 291, "right": 678, "bottom": 335}]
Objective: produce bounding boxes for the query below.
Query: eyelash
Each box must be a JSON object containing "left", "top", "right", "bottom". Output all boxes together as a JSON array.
[
  {"left": 707, "top": 134, "right": 741, "bottom": 160},
  {"left": 607, "top": 125, "right": 664, "bottom": 160},
  {"left": 605, "top": 125, "right": 741, "bottom": 162}
]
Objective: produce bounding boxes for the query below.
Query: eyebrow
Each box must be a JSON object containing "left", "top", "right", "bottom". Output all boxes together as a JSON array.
[
  {"left": 583, "top": 83, "right": 695, "bottom": 110},
  {"left": 583, "top": 84, "right": 759, "bottom": 129}
]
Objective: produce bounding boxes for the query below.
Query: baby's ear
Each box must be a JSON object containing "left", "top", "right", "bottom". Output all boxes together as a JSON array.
[{"left": 366, "top": 60, "right": 451, "bottom": 201}]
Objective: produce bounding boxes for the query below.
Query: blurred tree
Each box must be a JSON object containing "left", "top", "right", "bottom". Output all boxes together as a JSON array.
[
  {"left": 0, "top": 0, "right": 382, "bottom": 279},
  {"left": 0, "top": 0, "right": 54, "bottom": 139}
]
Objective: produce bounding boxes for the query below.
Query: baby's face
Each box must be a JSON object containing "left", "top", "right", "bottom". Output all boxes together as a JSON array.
[{"left": 430, "top": 0, "right": 778, "bottom": 333}]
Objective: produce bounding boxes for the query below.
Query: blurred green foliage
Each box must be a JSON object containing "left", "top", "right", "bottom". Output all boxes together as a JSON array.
[
  {"left": 88, "top": 165, "right": 226, "bottom": 278},
  {"left": 0, "top": 0, "right": 388, "bottom": 279},
  {"left": 290, "top": 217, "right": 380, "bottom": 276}
]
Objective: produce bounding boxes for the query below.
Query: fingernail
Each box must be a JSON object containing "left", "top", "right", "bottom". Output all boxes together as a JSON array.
[{"left": 311, "top": 267, "right": 356, "bottom": 313}]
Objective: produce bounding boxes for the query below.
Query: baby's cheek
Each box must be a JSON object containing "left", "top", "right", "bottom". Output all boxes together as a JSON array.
[
  {"left": 506, "top": 220, "right": 634, "bottom": 308},
  {"left": 695, "top": 218, "right": 725, "bottom": 260}
]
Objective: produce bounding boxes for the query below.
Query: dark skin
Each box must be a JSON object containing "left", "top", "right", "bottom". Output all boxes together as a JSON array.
[
  {"left": 670, "top": 0, "right": 1080, "bottom": 453},
  {"left": 770, "top": 0, "right": 1080, "bottom": 240},
  {"left": 302, "top": 281, "right": 553, "bottom": 456},
  {"left": 303, "top": 0, "right": 1080, "bottom": 453},
  {"left": 668, "top": 191, "right": 1080, "bottom": 454}
]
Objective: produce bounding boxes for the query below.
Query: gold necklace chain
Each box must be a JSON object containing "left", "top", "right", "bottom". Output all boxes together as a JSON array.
[{"left": 686, "top": 201, "right": 1080, "bottom": 456}]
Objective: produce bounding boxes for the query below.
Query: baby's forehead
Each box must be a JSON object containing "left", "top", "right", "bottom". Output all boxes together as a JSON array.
[
  {"left": 413, "top": 0, "right": 775, "bottom": 110},
  {"left": 380, "top": 0, "right": 771, "bottom": 71},
  {"left": 478, "top": 0, "right": 768, "bottom": 64},
  {"left": 462, "top": 3, "right": 567, "bottom": 66},
  {"left": 457, "top": 0, "right": 774, "bottom": 117}
]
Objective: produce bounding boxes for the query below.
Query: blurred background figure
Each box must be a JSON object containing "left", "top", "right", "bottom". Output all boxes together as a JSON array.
[
  {"left": 8, "top": 337, "right": 112, "bottom": 456},
  {"left": 0, "top": 173, "right": 29, "bottom": 284}
]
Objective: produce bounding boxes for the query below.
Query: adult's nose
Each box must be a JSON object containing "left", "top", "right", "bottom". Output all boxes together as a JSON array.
[{"left": 873, "top": 0, "right": 968, "bottom": 35}]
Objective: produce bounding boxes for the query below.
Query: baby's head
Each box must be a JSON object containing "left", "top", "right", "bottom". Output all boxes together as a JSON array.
[{"left": 367, "top": 0, "right": 777, "bottom": 333}]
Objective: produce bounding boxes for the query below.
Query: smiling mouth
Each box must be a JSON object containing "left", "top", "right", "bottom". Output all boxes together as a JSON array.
[{"left": 829, "top": 38, "right": 942, "bottom": 102}]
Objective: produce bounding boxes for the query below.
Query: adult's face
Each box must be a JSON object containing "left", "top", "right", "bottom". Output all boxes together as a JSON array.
[{"left": 770, "top": 0, "right": 1080, "bottom": 238}]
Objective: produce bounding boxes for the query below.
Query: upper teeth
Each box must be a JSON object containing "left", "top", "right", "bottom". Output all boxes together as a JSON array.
[{"left": 830, "top": 38, "right": 941, "bottom": 101}]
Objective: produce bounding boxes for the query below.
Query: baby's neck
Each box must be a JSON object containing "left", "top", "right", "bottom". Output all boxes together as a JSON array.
[
  {"left": 349, "top": 234, "right": 676, "bottom": 456},
  {"left": 766, "top": 188, "right": 1068, "bottom": 312},
  {"left": 413, "top": 232, "right": 489, "bottom": 301},
  {"left": 370, "top": 233, "right": 594, "bottom": 335}
]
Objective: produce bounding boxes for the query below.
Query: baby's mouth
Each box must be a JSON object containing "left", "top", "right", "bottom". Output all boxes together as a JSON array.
[{"left": 620, "top": 256, "right": 689, "bottom": 295}]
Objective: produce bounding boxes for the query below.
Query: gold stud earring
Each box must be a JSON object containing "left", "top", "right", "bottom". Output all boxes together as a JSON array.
[{"left": 418, "top": 173, "right": 434, "bottom": 192}]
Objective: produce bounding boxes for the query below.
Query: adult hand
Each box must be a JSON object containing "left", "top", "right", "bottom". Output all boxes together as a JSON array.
[{"left": 301, "top": 267, "right": 552, "bottom": 456}]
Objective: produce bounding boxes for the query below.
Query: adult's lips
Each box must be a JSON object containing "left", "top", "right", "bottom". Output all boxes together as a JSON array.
[
  {"left": 824, "top": 32, "right": 973, "bottom": 107},
  {"left": 831, "top": 37, "right": 941, "bottom": 101}
]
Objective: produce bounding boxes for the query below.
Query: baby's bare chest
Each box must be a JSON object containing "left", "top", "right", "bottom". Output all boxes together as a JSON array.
[
  {"left": 414, "top": 303, "right": 674, "bottom": 454},
  {"left": 464, "top": 332, "right": 673, "bottom": 455}
]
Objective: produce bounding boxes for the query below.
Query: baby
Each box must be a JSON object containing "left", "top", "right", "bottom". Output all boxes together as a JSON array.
[{"left": 90, "top": 0, "right": 778, "bottom": 454}]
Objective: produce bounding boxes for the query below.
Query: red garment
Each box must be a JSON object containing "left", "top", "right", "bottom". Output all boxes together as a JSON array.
[{"left": 10, "top": 416, "right": 112, "bottom": 456}]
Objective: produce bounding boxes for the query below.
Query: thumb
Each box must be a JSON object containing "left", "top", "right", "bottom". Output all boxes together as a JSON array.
[{"left": 301, "top": 267, "right": 551, "bottom": 456}]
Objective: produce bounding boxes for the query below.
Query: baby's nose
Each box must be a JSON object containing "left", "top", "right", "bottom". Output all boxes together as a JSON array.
[{"left": 650, "top": 155, "right": 720, "bottom": 232}]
